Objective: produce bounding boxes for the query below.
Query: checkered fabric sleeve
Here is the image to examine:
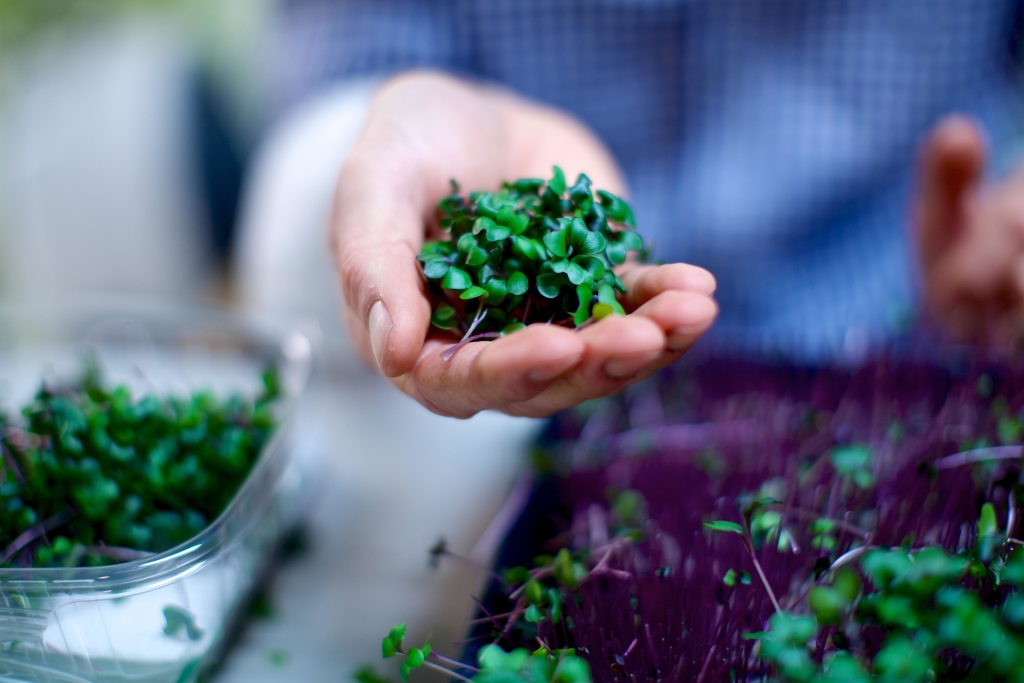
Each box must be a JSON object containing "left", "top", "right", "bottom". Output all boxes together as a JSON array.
[{"left": 275, "top": 0, "right": 1024, "bottom": 358}]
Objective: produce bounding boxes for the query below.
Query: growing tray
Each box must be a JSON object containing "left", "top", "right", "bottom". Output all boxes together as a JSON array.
[{"left": 468, "top": 344, "right": 1024, "bottom": 681}]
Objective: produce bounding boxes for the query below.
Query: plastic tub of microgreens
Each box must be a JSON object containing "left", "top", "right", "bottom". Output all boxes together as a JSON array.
[{"left": 0, "top": 299, "right": 316, "bottom": 683}]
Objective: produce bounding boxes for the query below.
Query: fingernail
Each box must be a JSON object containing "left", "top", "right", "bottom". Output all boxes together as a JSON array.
[
  {"left": 603, "top": 350, "right": 660, "bottom": 379},
  {"left": 666, "top": 298, "right": 717, "bottom": 349},
  {"left": 667, "top": 325, "right": 710, "bottom": 350},
  {"left": 528, "top": 355, "right": 581, "bottom": 384},
  {"left": 368, "top": 301, "right": 392, "bottom": 371}
]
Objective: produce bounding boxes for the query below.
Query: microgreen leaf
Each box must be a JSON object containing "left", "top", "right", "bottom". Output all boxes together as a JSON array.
[
  {"left": 473, "top": 216, "right": 496, "bottom": 236},
  {"left": 574, "top": 284, "right": 593, "bottom": 327},
  {"left": 579, "top": 230, "right": 606, "bottom": 256},
  {"left": 616, "top": 230, "right": 643, "bottom": 252},
  {"left": 457, "top": 232, "right": 477, "bottom": 254},
  {"left": 442, "top": 267, "right": 472, "bottom": 290},
  {"left": 484, "top": 278, "right": 508, "bottom": 305},
  {"left": 460, "top": 286, "right": 488, "bottom": 300},
  {"left": 466, "top": 246, "right": 489, "bottom": 267},
  {"left": 508, "top": 271, "right": 529, "bottom": 295},
  {"left": 544, "top": 230, "right": 569, "bottom": 258},
  {"left": 575, "top": 255, "right": 605, "bottom": 280},
  {"left": 512, "top": 236, "right": 542, "bottom": 261},
  {"left": 569, "top": 218, "right": 591, "bottom": 252},
  {"left": 537, "top": 273, "right": 568, "bottom": 299},
  {"left": 430, "top": 306, "right": 458, "bottom": 330},
  {"left": 421, "top": 260, "right": 450, "bottom": 279},
  {"left": 509, "top": 213, "right": 530, "bottom": 235},
  {"left": 704, "top": 520, "right": 744, "bottom": 534},
  {"left": 605, "top": 242, "right": 626, "bottom": 265},
  {"left": 549, "top": 166, "right": 567, "bottom": 196},
  {"left": 486, "top": 225, "right": 511, "bottom": 242}
]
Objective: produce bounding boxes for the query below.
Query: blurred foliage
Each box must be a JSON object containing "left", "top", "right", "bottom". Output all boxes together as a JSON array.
[
  {"left": 0, "top": 0, "right": 176, "bottom": 48},
  {"left": 0, "top": 0, "right": 276, "bottom": 145}
]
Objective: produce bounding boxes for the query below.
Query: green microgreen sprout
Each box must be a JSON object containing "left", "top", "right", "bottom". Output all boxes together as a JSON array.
[
  {"left": 418, "top": 166, "right": 646, "bottom": 359},
  {"left": 163, "top": 605, "right": 204, "bottom": 641},
  {"left": 0, "top": 363, "right": 279, "bottom": 568},
  {"left": 376, "top": 622, "right": 591, "bottom": 683}
]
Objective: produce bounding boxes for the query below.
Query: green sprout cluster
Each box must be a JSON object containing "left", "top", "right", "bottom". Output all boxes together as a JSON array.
[
  {"left": 418, "top": 166, "right": 646, "bottom": 341},
  {"left": 375, "top": 622, "right": 590, "bottom": 683},
  {"left": 0, "top": 365, "right": 279, "bottom": 568},
  {"left": 705, "top": 497, "right": 1024, "bottom": 682},
  {"left": 745, "top": 543, "right": 1024, "bottom": 683}
]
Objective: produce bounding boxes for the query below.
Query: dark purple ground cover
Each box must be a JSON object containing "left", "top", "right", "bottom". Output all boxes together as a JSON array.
[{"left": 516, "top": 352, "right": 1024, "bottom": 682}]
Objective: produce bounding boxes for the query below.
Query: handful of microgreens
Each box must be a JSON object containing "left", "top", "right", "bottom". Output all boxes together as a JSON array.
[{"left": 418, "top": 166, "right": 646, "bottom": 354}]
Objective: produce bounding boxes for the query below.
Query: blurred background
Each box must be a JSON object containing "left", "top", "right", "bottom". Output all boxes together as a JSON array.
[
  {"left": 0, "top": 0, "right": 265, "bottom": 301},
  {"left": 0, "top": 2, "right": 540, "bottom": 681}
]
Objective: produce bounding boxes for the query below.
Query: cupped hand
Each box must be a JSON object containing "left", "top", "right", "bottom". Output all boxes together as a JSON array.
[
  {"left": 331, "top": 70, "right": 718, "bottom": 417},
  {"left": 917, "top": 115, "right": 1024, "bottom": 345}
]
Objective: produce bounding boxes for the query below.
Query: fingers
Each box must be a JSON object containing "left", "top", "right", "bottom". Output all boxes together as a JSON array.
[
  {"left": 400, "top": 264, "right": 720, "bottom": 418},
  {"left": 577, "top": 313, "right": 667, "bottom": 381},
  {"left": 618, "top": 263, "right": 717, "bottom": 311},
  {"left": 400, "top": 325, "right": 586, "bottom": 418},
  {"left": 916, "top": 115, "right": 987, "bottom": 270},
  {"left": 496, "top": 315, "right": 667, "bottom": 417},
  {"left": 630, "top": 289, "right": 719, "bottom": 350},
  {"left": 331, "top": 150, "right": 432, "bottom": 378}
]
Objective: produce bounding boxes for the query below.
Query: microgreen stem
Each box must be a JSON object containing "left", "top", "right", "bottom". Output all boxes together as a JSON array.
[
  {"left": 421, "top": 658, "right": 473, "bottom": 682},
  {"left": 502, "top": 599, "right": 526, "bottom": 638},
  {"left": 441, "top": 308, "right": 494, "bottom": 361},
  {"left": 434, "top": 548, "right": 506, "bottom": 584},
  {"left": 468, "top": 610, "right": 519, "bottom": 625},
  {"left": 471, "top": 472, "right": 535, "bottom": 564},
  {"left": 589, "top": 538, "right": 632, "bottom": 579},
  {"left": 466, "top": 303, "right": 487, "bottom": 337},
  {"left": 769, "top": 505, "right": 871, "bottom": 541},
  {"left": 695, "top": 644, "right": 717, "bottom": 683},
  {"left": 1, "top": 508, "right": 75, "bottom": 565},
  {"left": 429, "top": 651, "right": 479, "bottom": 672},
  {"left": 509, "top": 568, "right": 553, "bottom": 598},
  {"left": 785, "top": 545, "right": 877, "bottom": 610},
  {"left": 933, "top": 446, "right": 1024, "bottom": 470},
  {"left": 1009, "top": 492, "right": 1019, "bottom": 540},
  {"left": 0, "top": 441, "right": 25, "bottom": 484},
  {"left": 741, "top": 527, "right": 781, "bottom": 614},
  {"left": 748, "top": 546, "right": 781, "bottom": 614}
]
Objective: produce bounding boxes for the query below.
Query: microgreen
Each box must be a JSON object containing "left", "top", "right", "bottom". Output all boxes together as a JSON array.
[
  {"left": 373, "top": 624, "right": 591, "bottom": 683},
  {"left": 0, "top": 364, "right": 279, "bottom": 568},
  {"left": 418, "top": 167, "right": 645, "bottom": 349}
]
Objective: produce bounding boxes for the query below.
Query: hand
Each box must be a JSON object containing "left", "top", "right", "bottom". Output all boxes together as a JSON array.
[
  {"left": 330, "top": 70, "right": 718, "bottom": 417},
  {"left": 917, "top": 115, "right": 1024, "bottom": 345}
]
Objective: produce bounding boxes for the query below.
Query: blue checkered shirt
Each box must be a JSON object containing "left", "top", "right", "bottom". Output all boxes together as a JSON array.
[{"left": 275, "top": 0, "right": 1024, "bottom": 357}]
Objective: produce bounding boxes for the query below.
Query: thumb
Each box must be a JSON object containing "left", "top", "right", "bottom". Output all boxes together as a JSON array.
[
  {"left": 916, "top": 115, "right": 987, "bottom": 269},
  {"left": 331, "top": 156, "right": 432, "bottom": 378}
]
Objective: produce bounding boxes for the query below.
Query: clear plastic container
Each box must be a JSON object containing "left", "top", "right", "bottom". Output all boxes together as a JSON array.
[{"left": 0, "top": 300, "right": 316, "bottom": 683}]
